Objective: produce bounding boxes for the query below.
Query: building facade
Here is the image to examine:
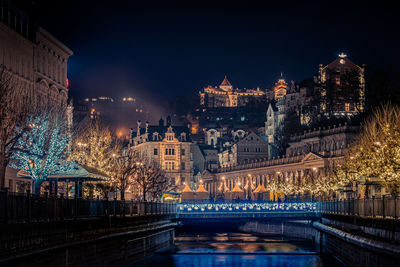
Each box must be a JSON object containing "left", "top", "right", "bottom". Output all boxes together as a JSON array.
[
  {"left": 129, "top": 118, "right": 192, "bottom": 187},
  {"left": 286, "top": 124, "right": 359, "bottom": 157},
  {"left": 318, "top": 53, "right": 365, "bottom": 117},
  {"left": 200, "top": 76, "right": 265, "bottom": 108},
  {"left": 0, "top": 3, "right": 73, "bottom": 108},
  {"left": 1, "top": 1, "right": 73, "bottom": 192},
  {"left": 218, "top": 132, "right": 269, "bottom": 167}
]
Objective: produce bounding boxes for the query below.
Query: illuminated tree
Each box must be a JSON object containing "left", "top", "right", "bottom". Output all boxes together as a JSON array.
[
  {"left": 0, "top": 66, "right": 33, "bottom": 189},
  {"left": 69, "top": 121, "right": 117, "bottom": 176},
  {"left": 279, "top": 179, "right": 295, "bottom": 199},
  {"left": 335, "top": 103, "right": 400, "bottom": 196},
  {"left": 10, "top": 112, "right": 73, "bottom": 194},
  {"left": 266, "top": 178, "right": 279, "bottom": 201}
]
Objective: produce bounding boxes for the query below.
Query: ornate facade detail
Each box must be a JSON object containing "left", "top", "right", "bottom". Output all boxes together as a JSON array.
[{"left": 129, "top": 118, "right": 193, "bottom": 187}]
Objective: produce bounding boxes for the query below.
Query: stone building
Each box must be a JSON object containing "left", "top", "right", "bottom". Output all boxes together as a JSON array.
[
  {"left": 286, "top": 124, "right": 359, "bottom": 157},
  {"left": 202, "top": 123, "right": 359, "bottom": 200},
  {"left": 264, "top": 76, "right": 311, "bottom": 145},
  {"left": 318, "top": 53, "right": 365, "bottom": 117},
  {"left": 218, "top": 132, "right": 269, "bottom": 167},
  {"left": 129, "top": 117, "right": 192, "bottom": 187},
  {"left": 200, "top": 76, "right": 265, "bottom": 108},
  {"left": 191, "top": 143, "right": 219, "bottom": 175},
  {"left": 203, "top": 152, "right": 338, "bottom": 201},
  {"left": 0, "top": 3, "right": 73, "bottom": 108},
  {"left": 1, "top": 1, "right": 73, "bottom": 192}
]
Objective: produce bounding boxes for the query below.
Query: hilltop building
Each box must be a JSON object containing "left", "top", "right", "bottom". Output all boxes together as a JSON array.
[
  {"left": 318, "top": 53, "right": 365, "bottom": 117},
  {"left": 200, "top": 76, "right": 265, "bottom": 108}
]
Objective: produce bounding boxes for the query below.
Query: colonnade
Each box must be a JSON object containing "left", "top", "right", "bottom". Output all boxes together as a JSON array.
[{"left": 203, "top": 152, "right": 336, "bottom": 200}]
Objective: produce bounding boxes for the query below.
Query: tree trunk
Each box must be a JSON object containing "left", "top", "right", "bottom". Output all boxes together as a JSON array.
[
  {"left": 120, "top": 189, "right": 125, "bottom": 201},
  {"left": 34, "top": 180, "right": 42, "bottom": 195},
  {"left": 0, "top": 160, "right": 6, "bottom": 190},
  {"left": 0, "top": 144, "right": 7, "bottom": 189},
  {"left": 142, "top": 187, "right": 146, "bottom": 202}
]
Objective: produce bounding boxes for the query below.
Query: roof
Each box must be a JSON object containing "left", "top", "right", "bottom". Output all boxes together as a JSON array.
[
  {"left": 17, "top": 163, "right": 109, "bottom": 181},
  {"left": 181, "top": 183, "right": 194, "bottom": 193},
  {"left": 231, "top": 183, "right": 244, "bottom": 192},
  {"left": 253, "top": 184, "right": 267, "bottom": 193},
  {"left": 220, "top": 76, "right": 232, "bottom": 87},
  {"left": 132, "top": 125, "right": 191, "bottom": 142},
  {"left": 196, "top": 183, "right": 208, "bottom": 193}
]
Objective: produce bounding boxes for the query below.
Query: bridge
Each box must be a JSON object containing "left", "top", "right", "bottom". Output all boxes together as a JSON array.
[{"left": 176, "top": 202, "right": 319, "bottom": 220}]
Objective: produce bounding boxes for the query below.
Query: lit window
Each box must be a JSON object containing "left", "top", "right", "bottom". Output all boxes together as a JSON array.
[
  {"left": 335, "top": 77, "right": 340, "bottom": 85},
  {"left": 345, "top": 103, "right": 350, "bottom": 112}
]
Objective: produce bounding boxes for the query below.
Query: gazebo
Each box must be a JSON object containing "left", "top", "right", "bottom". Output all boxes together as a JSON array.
[
  {"left": 17, "top": 163, "right": 109, "bottom": 197},
  {"left": 180, "top": 183, "right": 195, "bottom": 203},
  {"left": 230, "top": 183, "right": 245, "bottom": 201},
  {"left": 195, "top": 183, "right": 209, "bottom": 203},
  {"left": 251, "top": 184, "right": 267, "bottom": 201}
]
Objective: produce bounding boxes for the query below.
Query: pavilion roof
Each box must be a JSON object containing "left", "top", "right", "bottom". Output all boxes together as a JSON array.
[
  {"left": 231, "top": 183, "right": 244, "bottom": 192},
  {"left": 181, "top": 183, "right": 194, "bottom": 193},
  {"left": 17, "top": 163, "right": 109, "bottom": 181},
  {"left": 196, "top": 183, "right": 208, "bottom": 193},
  {"left": 253, "top": 184, "right": 267, "bottom": 193}
]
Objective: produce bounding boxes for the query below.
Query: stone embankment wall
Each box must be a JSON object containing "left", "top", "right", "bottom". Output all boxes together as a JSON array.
[
  {"left": 239, "top": 220, "right": 317, "bottom": 241},
  {"left": 240, "top": 217, "right": 400, "bottom": 267},
  {"left": 0, "top": 215, "right": 176, "bottom": 266}
]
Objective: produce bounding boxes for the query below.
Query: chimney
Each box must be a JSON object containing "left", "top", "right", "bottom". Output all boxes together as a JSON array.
[
  {"left": 166, "top": 115, "right": 171, "bottom": 127},
  {"left": 129, "top": 128, "right": 134, "bottom": 145},
  {"left": 137, "top": 120, "right": 142, "bottom": 136},
  {"left": 159, "top": 117, "right": 164, "bottom": 127}
]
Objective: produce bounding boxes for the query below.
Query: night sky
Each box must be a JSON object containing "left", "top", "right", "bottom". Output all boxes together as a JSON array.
[{"left": 22, "top": 1, "right": 400, "bottom": 103}]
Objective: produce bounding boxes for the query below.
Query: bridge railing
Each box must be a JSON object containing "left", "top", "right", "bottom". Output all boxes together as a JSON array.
[
  {"left": 318, "top": 196, "right": 400, "bottom": 219},
  {"left": 0, "top": 190, "right": 176, "bottom": 223},
  {"left": 177, "top": 202, "right": 317, "bottom": 213}
]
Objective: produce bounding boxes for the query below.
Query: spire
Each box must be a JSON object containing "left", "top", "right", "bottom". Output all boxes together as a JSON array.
[{"left": 220, "top": 76, "right": 232, "bottom": 87}]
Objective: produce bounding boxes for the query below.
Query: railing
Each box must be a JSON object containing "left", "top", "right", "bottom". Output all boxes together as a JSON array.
[
  {"left": 318, "top": 197, "right": 400, "bottom": 219},
  {"left": 0, "top": 190, "right": 177, "bottom": 223},
  {"left": 178, "top": 202, "right": 317, "bottom": 213}
]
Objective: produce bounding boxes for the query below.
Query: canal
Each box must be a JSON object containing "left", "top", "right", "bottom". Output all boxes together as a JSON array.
[{"left": 130, "top": 229, "right": 343, "bottom": 267}]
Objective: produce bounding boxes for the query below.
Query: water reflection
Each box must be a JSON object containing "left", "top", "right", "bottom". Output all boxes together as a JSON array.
[{"left": 131, "top": 232, "right": 342, "bottom": 267}]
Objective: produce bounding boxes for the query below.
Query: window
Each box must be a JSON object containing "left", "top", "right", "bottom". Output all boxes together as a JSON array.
[
  {"left": 345, "top": 103, "right": 350, "bottom": 112},
  {"left": 165, "top": 161, "right": 176, "bottom": 170},
  {"left": 165, "top": 148, "right": 175, "bottom": 155},
  {"left": 181, "top": 149, "right": 185, "bottom": 156},
  {"left": 335, "top": 77, "right": 340, "bottom": 85},
  {"left": 181, "top": 162, "right": 185, "bottom": 170},
  {"left": 154, "top": 148, "right": 158, "bottom": 155}
]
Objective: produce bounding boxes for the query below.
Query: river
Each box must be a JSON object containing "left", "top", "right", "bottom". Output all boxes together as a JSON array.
[{"left": 131, "top": 231, "right": 343, "bottom": 267}]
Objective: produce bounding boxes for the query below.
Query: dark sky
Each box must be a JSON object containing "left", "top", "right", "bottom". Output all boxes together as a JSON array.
[{"left": 23, "top": 0, "right": 400, "bottom": 101}]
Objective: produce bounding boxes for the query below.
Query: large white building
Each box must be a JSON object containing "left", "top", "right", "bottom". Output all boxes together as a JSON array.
[
  {"left": 1, "top": 2, "right": 73, "bottom": 192},
  {"left": 129, "top": 118, "right": 193, "bottom": 188}
]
